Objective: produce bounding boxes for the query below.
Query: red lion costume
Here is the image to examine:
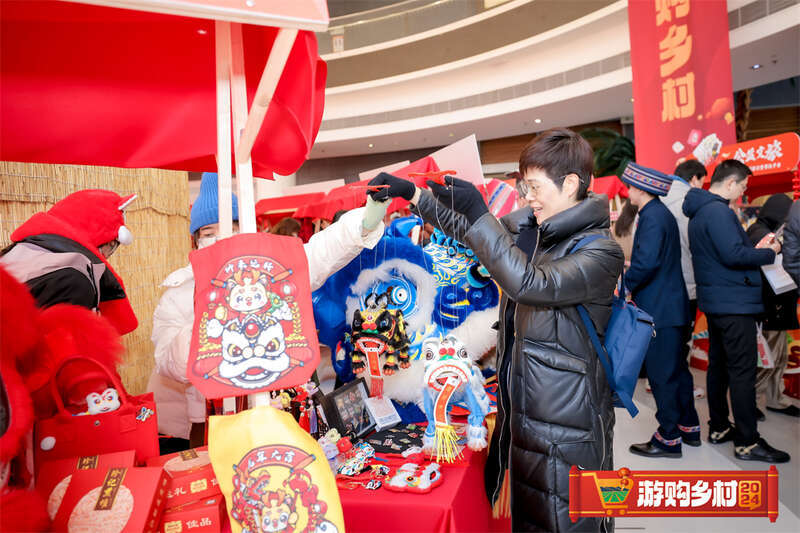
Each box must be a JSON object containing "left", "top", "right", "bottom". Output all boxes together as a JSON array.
[{"left": 0, "top": 266, "right": 124, "bottom": 531}]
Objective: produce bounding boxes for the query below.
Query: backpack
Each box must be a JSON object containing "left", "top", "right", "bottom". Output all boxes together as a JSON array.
[{"left": 569, "top": 234, "right": 655, "bottom": 417}]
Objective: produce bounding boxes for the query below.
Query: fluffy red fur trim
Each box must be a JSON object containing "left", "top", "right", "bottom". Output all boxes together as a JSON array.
[
  {"left": 25, "top": 304, "right": 122, "bottom": 390},
  {"left": 0, "top": 267, "right": 39, "bottom": 367},
  {"left": 0, "top": 489, "right": 51, "bottom": 532},
  {"left": 0, "top": 363, "right": 33, "bottom": 463}
]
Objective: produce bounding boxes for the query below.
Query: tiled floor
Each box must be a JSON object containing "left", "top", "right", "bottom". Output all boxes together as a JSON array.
[
  {"left": 613, "top": 369, "right": 800, "bottom": 532},
  {"left": 322, "top": 366, "right": 799, "bottom": 532}
]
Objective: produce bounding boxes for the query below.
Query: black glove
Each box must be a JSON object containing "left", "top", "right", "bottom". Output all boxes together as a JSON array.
[
  {"left": 427, "top": 176, "right": 488, "bottom": 224},
  {"left": 368, "top": 172, "right": 416, "bottom": 202}
]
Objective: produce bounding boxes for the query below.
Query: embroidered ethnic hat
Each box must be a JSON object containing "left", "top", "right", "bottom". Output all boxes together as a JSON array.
[{"left": 621, "top": 162, "right": 674, "bottom": 196}]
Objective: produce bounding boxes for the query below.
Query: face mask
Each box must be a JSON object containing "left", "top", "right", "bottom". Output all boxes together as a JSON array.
[{"left": 197, "top": 236, "right": 218, "bottom": 249}]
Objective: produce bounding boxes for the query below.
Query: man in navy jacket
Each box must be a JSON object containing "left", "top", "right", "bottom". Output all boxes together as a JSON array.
[
  {"left": 622, "top": 162, "right": 699, "bottom": 458},
  {"left": 683, "top": 159, "right": 789, "bottom": 463}
]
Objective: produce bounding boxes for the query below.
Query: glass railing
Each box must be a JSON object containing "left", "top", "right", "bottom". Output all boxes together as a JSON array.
[{"left": 317, "top": 0, "right": 507, "bottom": 55}]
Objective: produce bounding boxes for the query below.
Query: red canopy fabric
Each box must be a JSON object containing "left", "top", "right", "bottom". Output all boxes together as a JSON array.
[
  {"left": 255, "top": 192, "right": 324, "bottom": 228},
  {"left": 293, "top": 181, "right": 367, "bottom": 221},
  {"left": 0, "top": 1, "right": 326, "bottom": 178},
  {"left": 293, "top": 156, "right": 440, "bottom": 221},
  {"left": 590, "top": 175, "right": 629, "bottom": 199}
]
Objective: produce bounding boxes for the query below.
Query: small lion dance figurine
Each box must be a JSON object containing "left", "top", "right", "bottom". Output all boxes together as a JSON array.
[
  {"left": 421, "top": 336, "right": 489, "bottom": 462},
  {"left": 351, "top": 290, "right": 410, "bottom": 376}
]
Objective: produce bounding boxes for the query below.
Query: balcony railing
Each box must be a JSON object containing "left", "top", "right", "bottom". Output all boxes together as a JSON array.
[{"left": 317, "top": 0, "right": 493, "bottom": 55}]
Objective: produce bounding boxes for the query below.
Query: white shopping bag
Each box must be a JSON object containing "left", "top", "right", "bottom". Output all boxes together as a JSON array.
[{"left": 756, "top": 323, "right": 775, "bottom": 369}]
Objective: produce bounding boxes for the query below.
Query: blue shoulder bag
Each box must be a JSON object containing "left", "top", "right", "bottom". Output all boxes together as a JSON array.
[{"left": 569, "top": 235, "right": 655, "bottom": 417}]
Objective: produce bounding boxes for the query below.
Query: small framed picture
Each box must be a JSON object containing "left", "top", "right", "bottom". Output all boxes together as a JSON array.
[{"left": 321, "top": 378, "right": 375, "bottom": 439}]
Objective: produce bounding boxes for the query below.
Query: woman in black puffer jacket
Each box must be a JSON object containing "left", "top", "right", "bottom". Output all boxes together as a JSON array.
[
  {"left": 746, "top": 194, "right": 800, "bottom": 417},
  {"left": 370, "top": 129, "right": 624, "bottom": 532}
]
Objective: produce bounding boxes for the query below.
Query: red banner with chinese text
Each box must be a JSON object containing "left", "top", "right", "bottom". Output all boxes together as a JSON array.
[
  {"left": 569, "top": 466, "right": 779, "bottom": 522},
  {"left": 708, "top": 132, "right": 800, "bottom": 177},
  {"left": 628, "top": 0, "right": 736, "bottom": 174}
]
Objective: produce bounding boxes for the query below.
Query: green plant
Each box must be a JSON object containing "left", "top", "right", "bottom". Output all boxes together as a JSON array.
[{"left": 580, "top": 127, "right": 636, "bottom": 178}]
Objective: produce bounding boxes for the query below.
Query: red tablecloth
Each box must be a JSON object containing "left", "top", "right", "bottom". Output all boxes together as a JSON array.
[{"left": 339, "top": 449, "right": 510, "bottom": 533}]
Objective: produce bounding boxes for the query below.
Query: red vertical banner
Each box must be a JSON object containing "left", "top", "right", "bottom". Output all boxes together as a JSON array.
[{"left": 628, "top": 0, "right": 736, "bottom": 173}]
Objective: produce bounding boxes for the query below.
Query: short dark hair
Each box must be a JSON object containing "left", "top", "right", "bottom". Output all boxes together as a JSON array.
[
  {"left": 674, "top": 160, "right": 707, "bottom": 182},
  {"left": 518, "top": 128, "right": 593, "bottom": 200},
  {"left": 710, "top": 159, "right": 752, "bottom": 186},
  {"left": 332, "top": 209, "right": 348, "bottom": 223},
  {"left": 271, "top": 217, "right": 301, "bottom": 236}
]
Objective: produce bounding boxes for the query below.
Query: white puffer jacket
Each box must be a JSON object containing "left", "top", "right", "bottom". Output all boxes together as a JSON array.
[{"left": 147, "top": 207, "right": 384, "bottom": 439}]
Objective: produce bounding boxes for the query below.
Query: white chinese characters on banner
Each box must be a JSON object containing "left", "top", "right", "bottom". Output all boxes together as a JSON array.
[
  {"left": 637, "top": 479, "right": 738, "bottom": 508},
  {"left": 734, "top": 140, "right": 784, "bottom": 164}
]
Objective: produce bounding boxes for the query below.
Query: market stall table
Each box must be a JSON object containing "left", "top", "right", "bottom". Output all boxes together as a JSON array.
[{"left": 339, "top": 448, "right": 510, "bottom": 533}]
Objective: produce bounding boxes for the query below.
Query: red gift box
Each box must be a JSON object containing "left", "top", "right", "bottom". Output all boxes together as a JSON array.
[
  {"left": 146, "top": 447, "right": 220, "bottom": 508},
  {"left": 52, "top": 466, "right": 169, "bottom": 533},
  {"left": 36, "top": 450, "right": 136, "bottom": 522},
  {"left": 160, "top": 496, "right": 227, "bottom": 533}
]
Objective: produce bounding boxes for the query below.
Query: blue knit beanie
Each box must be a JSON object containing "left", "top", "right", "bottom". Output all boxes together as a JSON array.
[{"left": 190, "top": 172, "right": 239, "bottom": 234}]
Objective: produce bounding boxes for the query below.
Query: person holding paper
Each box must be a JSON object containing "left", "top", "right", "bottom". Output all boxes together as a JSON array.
[
  {"left": 683, "top": 159, "right": 789, "bottom": 463},
  {"left": 747, "top": 194, "right": 799, "bottom": 418}
]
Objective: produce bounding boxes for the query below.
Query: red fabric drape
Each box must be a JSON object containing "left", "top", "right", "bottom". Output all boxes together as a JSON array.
[
  {"left": 0, "top": 1, "right": 326, "bottom": 178},
  {"left": 256, "top": 192, "right": 325, "bottom": 228},
  {"left": 590, "top": 175, "right": 629, "bottom": 199}
]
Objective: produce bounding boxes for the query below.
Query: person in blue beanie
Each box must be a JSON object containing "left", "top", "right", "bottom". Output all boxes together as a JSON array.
[
  {"left": 148, "top": 172, "right": 390, "bottom": 448},
  {"left": 621, "top": 162, "right": 699, "bottom": 458},
  {"left": 683, "top": 159, "right": 789, "bottom": 463}
]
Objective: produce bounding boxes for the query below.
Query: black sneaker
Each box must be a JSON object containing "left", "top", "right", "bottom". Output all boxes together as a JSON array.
[
  {"left": 709, "top": 426, "right": 734, "bottom": 444},
  {"left": 734, "top": 438, "right": 790, "bottom": 463},
  {"left": 756, "top": 408, "right": 765, "bottom": 422}
]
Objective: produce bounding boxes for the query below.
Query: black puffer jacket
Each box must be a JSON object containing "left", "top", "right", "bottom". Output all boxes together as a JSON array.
[
  {"left": 413, "top": 192, "right": 623, "bottom": 532},
  {"left": 746, "top": 194, "right": 798, "bottom": 331},
  {"left": 783, "top": 201, "right": 800, "bottom": 285}
]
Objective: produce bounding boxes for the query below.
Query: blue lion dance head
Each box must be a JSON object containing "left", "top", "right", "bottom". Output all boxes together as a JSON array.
[{"left": 313, "top": 216, "right": 499, "bottom": 389}]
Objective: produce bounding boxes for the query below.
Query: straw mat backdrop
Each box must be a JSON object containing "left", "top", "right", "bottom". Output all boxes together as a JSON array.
[{"left": 0, "top": 161, "right": 191, "bottom": 394}]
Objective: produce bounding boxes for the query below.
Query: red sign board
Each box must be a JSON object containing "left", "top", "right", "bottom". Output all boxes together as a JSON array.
[
  {"left": 569, "top": 466, "right": 779, "bottom": 522},
  {"left": 628, "top": 0, "right": 736, "bottom": 173},
  {"left": 708, "top": 132, "right": 800, "bottom": 177}
]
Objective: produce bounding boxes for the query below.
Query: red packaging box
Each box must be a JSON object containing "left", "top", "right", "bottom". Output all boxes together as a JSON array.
[
  {"left": 160, "top": 496, "right": 227, "bottom": 533},
  {"left": 36, "top": 450, "right": 136, "bottom": 522},
  {"left": 146, "top": 446, "right": 220, "bottom": 508},
  {"left": 52, "top": 466, "right": 169, "bottom": 533}
]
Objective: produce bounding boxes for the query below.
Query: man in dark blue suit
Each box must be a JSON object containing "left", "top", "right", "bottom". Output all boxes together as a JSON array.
[
  {"left": 684, "top": 159, "right": 789, "bottom": 463},
  {"left": 621, "top": 162, "right": 700, "bottom": 458}
]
